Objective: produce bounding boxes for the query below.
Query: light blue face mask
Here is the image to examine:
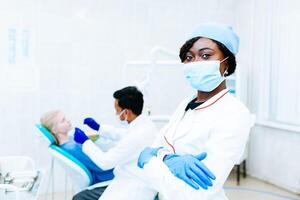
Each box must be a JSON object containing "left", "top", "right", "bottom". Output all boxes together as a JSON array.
[
  {"left": 183, "top": 58, "right": 228, "bottom": 92},
  {"left": 117, "top": 109, "right": 129, "bottom": 126}
]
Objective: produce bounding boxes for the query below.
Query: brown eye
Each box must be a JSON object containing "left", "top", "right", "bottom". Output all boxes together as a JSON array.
[
  {"left": 185, "top": 55, "right": 193, "bottom": 62},
  {"left": 201, "top": 54, "right": 210, "bottom": 60}
]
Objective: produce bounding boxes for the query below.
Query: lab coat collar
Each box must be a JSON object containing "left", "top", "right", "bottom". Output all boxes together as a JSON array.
[
  {"left": 194, "top": 88, "right": 229, "bottom": 110},
  {"left": 128, "top": 114, "right": 146, "bottom": 130},
  {"left": 169, "top": 89, "right": 230, "bottom": 142}
]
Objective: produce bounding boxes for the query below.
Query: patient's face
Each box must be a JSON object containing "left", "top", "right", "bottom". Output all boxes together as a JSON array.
[{"left": 53, "top": 112, "right": 72, "bottom": 135}]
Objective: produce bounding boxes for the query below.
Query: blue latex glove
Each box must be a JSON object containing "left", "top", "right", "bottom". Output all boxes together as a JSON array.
[
  {"left": 137, "top": 147, "right": 162, "bottom": 168},
  {"left": 83, "top": 117, "right": 100, "bottom": 131},
  {"left": 73, "top": 127, "right": 89, "bottom": 144},
  {"left": 164, "top": 152, "right": 216, "bottom": 190}
]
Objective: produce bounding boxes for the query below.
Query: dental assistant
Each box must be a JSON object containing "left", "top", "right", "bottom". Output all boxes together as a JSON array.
[{"left": 100, "top": 23, "right": 252, "bottom": 200}]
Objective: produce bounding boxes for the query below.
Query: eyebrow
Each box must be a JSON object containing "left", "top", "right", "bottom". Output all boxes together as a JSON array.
[
  {"left": 197, "top": 47, "right": 214, "bottom": 52},
  {"left": 187, "top": 47, "right": 214, "bottom": 54}
]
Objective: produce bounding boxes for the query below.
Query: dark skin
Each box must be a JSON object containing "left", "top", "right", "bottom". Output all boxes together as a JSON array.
[
  {"left": 114, "top": 99, "right": 137, "bottom": 123},
  {"left": 183, "top": 38, "right": 229, "bottom": 103}
]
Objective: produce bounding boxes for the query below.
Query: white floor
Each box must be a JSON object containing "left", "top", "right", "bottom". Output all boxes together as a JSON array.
[
  {"left": 38, "top": 172, "right": 300, "bottom": 200},
  {"left": 225, "top": 172, "right": 300, "bottom": 200}
]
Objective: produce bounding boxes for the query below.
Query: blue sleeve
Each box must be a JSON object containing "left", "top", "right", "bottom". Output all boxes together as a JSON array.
[{"left": 60, "top": 142, "right": 108, "bottom": 172}]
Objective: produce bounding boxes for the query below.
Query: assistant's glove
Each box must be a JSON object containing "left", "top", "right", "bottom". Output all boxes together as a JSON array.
[
  {"left": 74, "top": 127, "right": 89, "bottom": 144},
  {"left": 83, "top": 117, "right": 100, "bottom": 131},
  {"left": 137, "top": 147, "right": 163, "bottom": 168},
  {"left": 164, "top": 152, "right": 216, "bottom": 190}
]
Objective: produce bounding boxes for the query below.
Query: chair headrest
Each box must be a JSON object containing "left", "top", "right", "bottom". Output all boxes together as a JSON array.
[{"left": 35, "top": 124, "right": 57, "bottom": 145}]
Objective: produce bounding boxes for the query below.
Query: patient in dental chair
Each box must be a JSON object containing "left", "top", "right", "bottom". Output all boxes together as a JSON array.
[{"left": 40, "top": 110, "right": 114, "bottom": 184}]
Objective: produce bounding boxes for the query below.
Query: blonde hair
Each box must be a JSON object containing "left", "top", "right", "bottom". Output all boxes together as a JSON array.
[{"left": 40, "top": 110, "right": 61, "bottom": 144}]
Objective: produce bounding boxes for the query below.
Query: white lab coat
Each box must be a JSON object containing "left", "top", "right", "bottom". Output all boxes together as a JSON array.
[
  {"left": 82, "top": 115, "right": 159, "bottom": 197},
  {"left": 93, "top": 124, "right": 127, "bottom": 151},
  {"left": 99, "top": 89, "right": 251, "bottom": 200}
]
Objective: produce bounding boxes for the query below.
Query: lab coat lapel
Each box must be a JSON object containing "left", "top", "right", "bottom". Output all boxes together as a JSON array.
[
  {"left": 164, "top": 98, "right": 192, "bottom": 142},
  {"left": 171, "top": 89, "right": 229, "bottom": 142},
  {"left": 171, "top": 110, "right": 195, "bottom": 142},
  {"left": 194, "top": 89, "right": 229, "bottom": 110}
]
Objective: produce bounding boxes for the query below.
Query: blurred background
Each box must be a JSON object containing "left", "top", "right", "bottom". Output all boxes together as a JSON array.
[{"left": 0, "top": 0, "right": 299, "bottom": 199}]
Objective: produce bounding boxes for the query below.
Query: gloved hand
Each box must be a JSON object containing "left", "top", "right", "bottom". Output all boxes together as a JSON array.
[
  {"left": 164, "top": 152, "right": 216, "bottom": 190},
  {"left": 73, "top": 127, "right": 89, "bottom": 144},
  {"left": 137, "top": 147, "right": 162, "bottom": 168},
  {"left": 83, "top": 117, "right": 100, "bottom": 131}
]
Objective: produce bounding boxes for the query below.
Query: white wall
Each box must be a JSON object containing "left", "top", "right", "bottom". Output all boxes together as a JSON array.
[
  {"left": 0, "top": 0, "right": 238, "bottom": 194},
  {"left": 2, "top": 0, "right": 299, "bottom": 195},
  {"left": 235, "top": 0, "right": 300, "bottom": 194}
]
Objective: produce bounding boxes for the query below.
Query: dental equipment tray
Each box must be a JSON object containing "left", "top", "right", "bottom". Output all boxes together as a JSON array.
[{"left": 0, "top": 170, "right": 40, "bottom": 192}]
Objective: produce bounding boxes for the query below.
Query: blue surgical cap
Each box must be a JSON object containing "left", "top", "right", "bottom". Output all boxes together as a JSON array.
[{"left": 189, "top": 23, "right": 239, "bottom": 55}]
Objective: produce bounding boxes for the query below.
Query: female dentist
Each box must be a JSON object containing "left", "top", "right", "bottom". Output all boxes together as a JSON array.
[
  {"left": 99, "top": 23, "right": 252, "bottom": 200},
  {"left": 136, "top": 23, "right": 252, "bottom": 200}
]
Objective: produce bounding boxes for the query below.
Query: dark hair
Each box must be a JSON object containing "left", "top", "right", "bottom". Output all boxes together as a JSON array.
[
  {"left": 179, "top": 37, "right": 236, "bottom": 76},
  {"left": 113, "top": 86, "right": 144, "bottom": 115}
]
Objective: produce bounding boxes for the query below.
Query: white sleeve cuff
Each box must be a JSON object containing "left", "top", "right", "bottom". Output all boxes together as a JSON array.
[
  {"left": 156, "top": 148, "right": 173, "bottom": 161},
  {"left": 82, "top": 140, "right": 94, "bottom": 152}
]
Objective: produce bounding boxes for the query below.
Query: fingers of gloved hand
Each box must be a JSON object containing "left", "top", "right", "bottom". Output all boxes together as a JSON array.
[
  {"left": 195, "top": 160, "right": 216, "bottom": 180},
  {"left": 83, "top": 117, "right": 93, "bottom": 124},
  {"left": 152, "top": 147, "right": 163, "bottom": 155},
  {"left": 142, "top": 147, "right": 152, "bottom": 152},
  {"left": 190, "top": 164, "right": 212, "bottom": 186},
  {"left": 186, "top": 167, "right": 208, "bottom": 190},
  {"left": 137, "top": 155, "right": 145, "bottom": 169},
  {"left": 74, "top": 127, "right": 89, "bottom": 144},
  {"left": 195, "top": 152, "right": 207, "bottom": 161},
  {"left": 137, "top": 147, "right": 158, "bottom": 169},
  {"left": 83, "top": 118, "right": 100, "bottom": 130},
  {"left": 179, "top": 172, "right": 199, "bottom": 190},
  {"left": 75, "top": 127, "right": 84, "bottom": 134},
  {"left": 137, "top": 148, "right": 150, "bottom": 168},
  {"left": 143, "top": 147, "right": 157, "bottom": 155}
]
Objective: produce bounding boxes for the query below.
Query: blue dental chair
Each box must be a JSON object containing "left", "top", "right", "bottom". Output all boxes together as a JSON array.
[{"left": 35, "top": 124, "right": 111, "bottom": 194}]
